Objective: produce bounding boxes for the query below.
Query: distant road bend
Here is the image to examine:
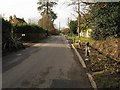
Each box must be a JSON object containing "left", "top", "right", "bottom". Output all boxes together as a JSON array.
[{"left": 3, "top": 35, "right": 92, "bottom": 88}]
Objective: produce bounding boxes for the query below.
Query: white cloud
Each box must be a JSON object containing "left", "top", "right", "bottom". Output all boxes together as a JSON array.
[
  {"left": 0, "top": 0, "right": 40, "bottom": 20},
  {"left": 0, "top": 0, "right": 76, "bottom": 28},
  {"left": 53, "top": 0, "right": 77, "bottom": 28}
]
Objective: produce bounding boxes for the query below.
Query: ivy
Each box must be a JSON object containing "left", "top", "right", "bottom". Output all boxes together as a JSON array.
[{"left": 90, "top": 2, "right": 120, "bottom": 40}]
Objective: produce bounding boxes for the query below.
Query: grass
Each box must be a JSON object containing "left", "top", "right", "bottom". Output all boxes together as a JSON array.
[
  {"left": 93, "top": 72, "right": 120, "bottom": 88},
  {"left": 67, "top": 35, "right": 95, "bottom": 45},
  {"left": 68, "top": 34, "right": 120, "bottom": 88}
]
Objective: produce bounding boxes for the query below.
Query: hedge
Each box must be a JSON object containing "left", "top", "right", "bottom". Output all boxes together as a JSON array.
[{"left": 14, "top": 24, "right": 46, "bottom": 34}]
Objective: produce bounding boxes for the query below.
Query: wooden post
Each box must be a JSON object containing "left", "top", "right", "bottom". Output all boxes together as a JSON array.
[
  {"left": 77, "top": 0, "right": 81, "bottom": 46},
  {"left": 85, "top": 42, "right": 90, "bottom": 60}
]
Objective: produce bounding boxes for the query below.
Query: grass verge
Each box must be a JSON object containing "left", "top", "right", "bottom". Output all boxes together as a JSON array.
[{"left": 66, "top": 35, "right": 95, "bottom": 45}]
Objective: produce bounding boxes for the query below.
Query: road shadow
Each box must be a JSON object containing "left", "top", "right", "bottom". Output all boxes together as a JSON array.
[
  {"left": 50, "top": 79, "right": 93, "bottom": 89},
  {"left": 2, "top": 47, "right": 40, "bottom": 73}
]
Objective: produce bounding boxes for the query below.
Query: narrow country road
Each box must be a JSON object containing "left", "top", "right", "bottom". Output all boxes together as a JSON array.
[{"left": 3, "top": 35, "right": 92, "bottom": 88}]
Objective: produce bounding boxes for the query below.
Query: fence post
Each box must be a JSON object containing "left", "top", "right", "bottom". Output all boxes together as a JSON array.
[{"left": 85, "top": 42, "right": 90, "bottom": 60}]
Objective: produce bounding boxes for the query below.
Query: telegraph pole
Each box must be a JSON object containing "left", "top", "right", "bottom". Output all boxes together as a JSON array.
[
  {"left": 67, "top": 17, "right": 69, "bottom": 31},
  {"left": 59, "top": 22, "right": 60, "bottom": 31},
  {"left": 77, "top": 0, "right": 80, "bottom": 43}
]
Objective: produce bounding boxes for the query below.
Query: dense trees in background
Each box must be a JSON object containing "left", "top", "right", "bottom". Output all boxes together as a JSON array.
[
  {"left": 2, "top": 18, "right": 12, "bottom": 37},
  {"left": 2, "top": 18, "right": 25, "bottom": 53},
  {"left": 68, "top": 13, "right": 91, "bottom": 35},
  {"left": 37, "top": 0, "right": 57, "bottom": 31},
  {"left": 2, "top": 17, "right": 47, "bottom": 54},
  {"left": 61, "top": 28, "right": 70, "bottom": 35},
  {"left": 15, "top": 24, "right": 46, "bottom": 34},
  {"left": 37, "top": 1, "right": 57, "bottom": 22},
  {"left": 38, "top": 13, "right": 55, "bottom": 30},
  {"left": 68, "top": 1, "right": 120, "bottom": 40},
  {"left": 68, "top": 1, "right": 92, "bottom": 38},
  {"left": 89, "top": 2, "right": 120, "bottom": 40},
  {"left": 80, "top": 13, "right": 91, "bottom": 31},
  {"left": 14, "top": 24, "right": 47, "bottom": 41},
  {"left": 69, "top": 20, "right": 78, "bottom": 34}
]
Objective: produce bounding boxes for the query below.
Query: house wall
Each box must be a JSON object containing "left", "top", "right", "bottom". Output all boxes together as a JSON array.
[{"left": 80, "top": 29, "right": 92, "bottom": 38}]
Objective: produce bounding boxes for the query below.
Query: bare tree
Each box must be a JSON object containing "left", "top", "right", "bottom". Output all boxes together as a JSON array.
[{"left": 68, "top": 0, "right": 91, "bottom": 44}]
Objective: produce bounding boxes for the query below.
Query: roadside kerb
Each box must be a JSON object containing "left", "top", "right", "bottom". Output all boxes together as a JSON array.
[
  {"left": 71, "top": 44, "right": 86, "bottom": 68},
  {"left": 87, "top": 73, "right": 97, "bottom": 90},
  {"left": 71, "top": 44, "right": 97, "bottom": 89}
]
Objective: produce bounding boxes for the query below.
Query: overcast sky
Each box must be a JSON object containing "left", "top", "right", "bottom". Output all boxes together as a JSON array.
[
  {"left": 1, "top": 0, "right": 119, "bottom": 29},
  {"left": 0, "top": 0, "right": 77, "bottom": 28}
]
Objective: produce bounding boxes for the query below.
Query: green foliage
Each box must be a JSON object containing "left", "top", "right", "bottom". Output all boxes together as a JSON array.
[
  {"left": 2, "top": 18, "right": 12, "bottom": 33},
  {"left": 49, "top": 10, "right": 57, "bottom": 22},
  {"left": 37, "top": 1, "right": 57, "bottom": 30},
  {"left": 69, "top": 20, "right": 78, "bottom": 34},
  {"left": 15, "top": 24, "right": 46, "bottom": 34},
  {"left": 38, "top": 13, "right": 55, "bottom": 30},
  {"left": 37, "top": 1, "right": 57, "bottom": 21},
  {"left": 90, "top": 2, "right": 120, "bottom": 40},
  {"left": 2, "top": 18, "right": 12, "bottom": 43},
  {"left": 80, "top": 13, "right": 91, "bottom": 32},
  {"left": 67, "top": 35, "right": 94, "bottom": 44},
  {"left": 2, "top": 18, "right": 25, "bottom": 53}
]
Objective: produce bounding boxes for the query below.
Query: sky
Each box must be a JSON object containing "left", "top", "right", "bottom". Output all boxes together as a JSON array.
[
  {"left": 0, "top": 0, "right": 77, "bottom": 29},
  {"left": 0, "top": 0, "right": 120, "bottom": 29}
]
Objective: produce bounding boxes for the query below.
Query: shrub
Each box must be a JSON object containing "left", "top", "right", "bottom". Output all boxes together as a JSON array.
[
  {"left": 2, "top": 18, "right": 12, "bottom": 33},
  {"left": 90, "top": 2, "right": 120, "bottom": 40},
  {"left": 14, "top": 24, "right": 47, "bottom": 42},
  {"left": 14, "top": 24, "right": 46, "bottom": 34}
]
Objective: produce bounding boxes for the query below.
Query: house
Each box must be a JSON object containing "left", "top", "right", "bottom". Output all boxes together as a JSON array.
[
  {"left": 80, "top": 29, "right": 92, "bottom": 38},
  {"left": 9, "top": 15, "right": 26, "bottom": 25}
]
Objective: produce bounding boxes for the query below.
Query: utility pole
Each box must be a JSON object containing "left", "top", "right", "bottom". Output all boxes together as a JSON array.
[
  {"left": 59, "top": 22, "right": 60, "bottom": 31},
  {"left": 77, "top": 0, "right": 81, "bottom": 45},
  {"left": 47, "top": 0, "right": 49, "bottom": 30},
  {"left": 68, "top": 17, "right": 70, "bottom": 25}
]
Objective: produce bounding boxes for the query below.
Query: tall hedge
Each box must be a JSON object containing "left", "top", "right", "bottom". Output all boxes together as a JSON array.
[
  {"left": 90, "top": 2, "right": 120, "bottom": 40},
  {"left": 69, "top": 20, "right": 78, "bottom": 34},
  {"left": 2, "top": 18, "right": 12, "bottom": 34},
  {"left": 15, "top": 24, "right": 46, "bottom": 34}
]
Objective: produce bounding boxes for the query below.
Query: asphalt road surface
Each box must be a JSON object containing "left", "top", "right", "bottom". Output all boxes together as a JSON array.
[{"left": 2, "top": 35, "right": 92, "bottom": 88}]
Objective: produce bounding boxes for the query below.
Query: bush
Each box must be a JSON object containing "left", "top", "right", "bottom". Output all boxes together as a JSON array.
[
  {"left": 90, "top": 2, "right": 120, "bottom": 40},
  {"left": 2, "top": 18, "right": 12, "bottom": 33},
  {"left": 69, "top": 20, "right": 78, "bottom": 34},
  {"left": 14, "top": 24, "right": 47, "bottom": 42},
  {"left": 2, "top": 18, "right": 25, "bottom": 54},
  {"left": 15, "top": 24, "right": 46, "bottom": 34},
  {"left": 2, "top": 18, "right": 12, "bottom": 42}
]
